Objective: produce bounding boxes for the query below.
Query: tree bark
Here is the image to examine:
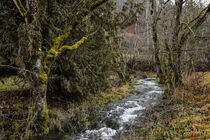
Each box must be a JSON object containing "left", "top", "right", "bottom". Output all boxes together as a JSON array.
[
  {"left": 172, "top": 0, "right": 184, "bottom": 85},
  {"left": 26, "top": 0, "right": 49, "bottom": 134},
  {"left": 150, "top": 0, "right": 165, "bottom": 83},
  {"left": 172, "top": 2, "right": 210, "bottom": 85}
]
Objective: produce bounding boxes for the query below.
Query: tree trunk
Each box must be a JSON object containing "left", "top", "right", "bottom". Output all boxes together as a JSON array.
[
  {"left": 145, "top": 0, "right": 151, "bottom": 52},
  {"left": 32, "top": 74, "right": 49, "bottom": 132},
  {"left": 27, "top": 0, "right": 49, "bottom": 134},
  {"left": 150, "top": 0, "right": 165, "bottom": 83},
  {"left": 172, "top": 0, "right": 184, "bottom": 85}
]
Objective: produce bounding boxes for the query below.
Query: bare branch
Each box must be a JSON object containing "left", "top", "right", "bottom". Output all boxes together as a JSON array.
[
  {"left": 181, "top": 22, "right": 195, "bottom": 36},
  {"left": 0, "top": 65, "right": 37, "bottom": 76},
  {"left": 156, "top": 0, "right": 170, "bottom": 20},
  {"left": 184, "top": 4, "right": 210, "bottom": 29},
  {"left": 13, "top": 0, "right": 24, "bottom": 16}
]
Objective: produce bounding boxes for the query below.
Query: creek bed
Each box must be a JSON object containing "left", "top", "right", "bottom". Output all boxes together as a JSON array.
[
  {"left": 39, "top": 78, "right": 164, "bottom": 140},
  {"left": 66, "top": 78, "right": 164, "bottom": 140}
]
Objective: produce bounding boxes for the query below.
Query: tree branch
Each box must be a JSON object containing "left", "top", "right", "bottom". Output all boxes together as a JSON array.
[
  {"left": 46, "top": 0, "right": 109, "bottom": 60},
  {"left": 72, "top": 0, "right": 109, "bottom": 28},
  {"left": 179, "top": 4, "right": 210, "bottom": 47},
  {"left": 13, "top": 0, "right": 24, "bottom": 16},
  {"left": 0, "top": 65, "right": 37, "bottom": 75},
  {"left": 184, "top": 4, "right": 210, "bottom": 29},
  {"left": 181, "top": 22, "right": 195, "bottom": 36}
]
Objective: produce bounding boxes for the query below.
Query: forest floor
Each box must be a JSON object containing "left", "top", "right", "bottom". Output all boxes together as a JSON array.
[{"left": 123, "top": 72, "right": 210, "bottom": 140}]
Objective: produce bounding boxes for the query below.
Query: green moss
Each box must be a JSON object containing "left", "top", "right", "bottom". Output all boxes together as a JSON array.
[
  {"left": 48, "top": 48, "right": 57, "bottom": 55},
  {"left": 158, "top": 57, "right": 166, "bottom": 84},
  {"left": 166, "top": 44, "right": 173, "bottom": 64},
  {"left": 40, "top": 25, "right": 74, "bottom": 85},
  {"left": 59, "top": 34, "right": 90, "bottom": 52},
  {"left": 18, "top": 0, "right": 28, "bottom": 16},
  {"left": 0, "top": 76, "right": 30, "bottom": 92},
  {"left": 85, "top": 121, "right": 91, "bottom": 127},
  {"left": 98, "top": 98, "right": 109, "bottom": 104},
  {"left": 14, "top": 103, "right": 23, "bottom": 109},
  {"left": 5, "top": 131, "right": 12, "bottom": 137},
  {"left": 43, "top": 64, "right": 50, "bottom": 73},
  {"left": 135, "top": 82, "right": 144, "bottom": 85},
  {"left": 111, "top": 2, "right": 117, "bottom": 8},
  {"left": 55, "top": 29, "right": 71, "bottom": 45},
  {"left": 162, "top": 91, "right": 167, "bottom": 99},
  {"left": 98, "top": 85, "right": 129, "bottom": 103},
  {"left": 0, "top": 121, "right": 8, "bottom": 128},
  {"left": 54, "top": 25, "right": 73, "bottom": 49},
  {"left": 9, "top": 134, "right": 18, "bottom": 139},
  {"left": 46, "top": 54, "right": 54, "bottom": 59},
  {"left": 31, "top": 100, "right": 35, "bottom": 111},
  {"left": 38, "top": 64, "right": 49, "bottom": 84},
  {"left": 38, "top": 73, "right": 48, "bottom": 84},
  {"left": 42, "top": 99, "right": 50, "bottom": 133},
  {"left": 13, "top": 122, "right": 22, "bottom": 132}
]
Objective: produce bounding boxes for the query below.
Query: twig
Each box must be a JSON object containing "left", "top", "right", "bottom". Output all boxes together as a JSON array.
[
  {"left": 0, "top": 65, "right": 37, "bottom": 76},
  {"left": 13, "top": 0, "right": 24, "bottom": 16}
]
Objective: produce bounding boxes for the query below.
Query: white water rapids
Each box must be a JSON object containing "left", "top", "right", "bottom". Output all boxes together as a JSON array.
[
  {"left": 38, "top": 78, "right": 164, "bottom": 140},
  {"left": 74, "top": 78, "right": 164, "bottom": 140}
]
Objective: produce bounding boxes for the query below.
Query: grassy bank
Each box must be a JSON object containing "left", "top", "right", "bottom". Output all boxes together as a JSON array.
[{"left": 123, "top": 72, "right": 210, "bottom": 140}]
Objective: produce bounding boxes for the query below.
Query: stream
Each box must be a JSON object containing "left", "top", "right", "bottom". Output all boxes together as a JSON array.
[
  {"left": 37, "top": 78, "right": 164, "bottom": 140},
  {"left": 60, "top": 78, "right": 165, "bottom": 140}
]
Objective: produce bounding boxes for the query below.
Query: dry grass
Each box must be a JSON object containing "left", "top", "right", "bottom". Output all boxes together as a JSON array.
[
  {"left": 98, "top": 84, "right": 129, "bottom": 103},
  {"left": 185, "top": 72, "right": 210, "bottom": 94},
  {"left": 123, "top": 72, "right": 210, "bottom": 140}
]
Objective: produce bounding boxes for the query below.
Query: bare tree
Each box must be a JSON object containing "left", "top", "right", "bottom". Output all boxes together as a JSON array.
[{"left": 149, "top": 0, "right": 210, "bottom": 87}]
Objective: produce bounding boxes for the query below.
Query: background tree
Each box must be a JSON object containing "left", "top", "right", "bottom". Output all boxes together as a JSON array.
[{"left": 148, "top": 0, "right": 210, "bottom": 87}]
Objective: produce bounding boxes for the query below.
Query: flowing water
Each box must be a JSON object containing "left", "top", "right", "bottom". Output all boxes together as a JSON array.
[
  {"left": 40, "top": 78, "right": 164, "bottom": 140},
  {"left": 59, "top": 78, "right": 165, "bottom": 140}
]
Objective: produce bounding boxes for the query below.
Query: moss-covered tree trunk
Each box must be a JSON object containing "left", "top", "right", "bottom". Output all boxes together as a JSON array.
[
  {"left": 150, "top": 0, "right": 165, "bottom": 83},
  {"left": 32, "top": 73, "right": 49, "bottom": 132},
  {"left": 172, "top": 0, "right": 184, "bottom": 85},
  {"left": 172, "top": 2, "right": 210, "bottom": 86},
  {"left": 147, "top": 0, "right": 209, "bottom": 88},
  {"left": 23, "top": 0, "right": 50, "bottom": 134},
  {"left": 12, "top": 0, "right": 50, "bottom": 134},
  {"left": 26, "top": 1, "right": 107, "bottom": 134}
]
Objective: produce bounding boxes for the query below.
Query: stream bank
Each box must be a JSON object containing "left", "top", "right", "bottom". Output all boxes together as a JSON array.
[
  {"left": 1, "top": 73, "right": 160, "bottom": 140},
  {"left": 35, "top": 78, "right": 165, "bottom": 140},
  {"left": 123, "top": 72, "right": 210, "bottom": 140}
]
